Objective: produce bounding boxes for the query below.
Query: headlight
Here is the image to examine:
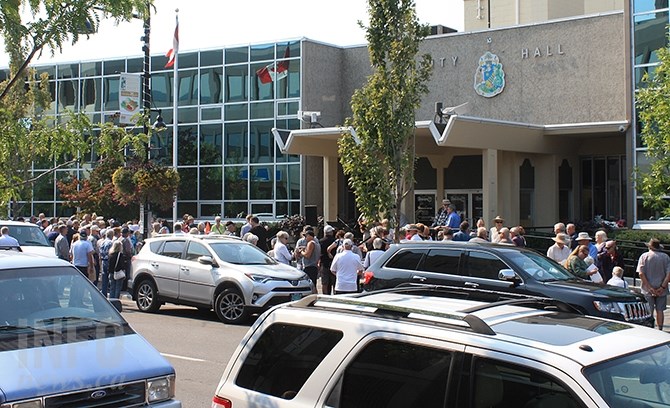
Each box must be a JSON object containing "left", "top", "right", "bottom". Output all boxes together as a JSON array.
[
  {"left": 147, "top": 375, "right": 175, "bottom": 403},
  {"left": 245, "top": 273, "right": 271, "bottom": 282},
  {"left": 3, "top": 401, "right": 42, "bottom": 408},
  {"left": 593, "top": 301, "right": 624, "bottom": 315}
]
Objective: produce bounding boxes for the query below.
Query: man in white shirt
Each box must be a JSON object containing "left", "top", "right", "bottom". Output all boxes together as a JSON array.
[
  {"left": 0, "top": 226, "right": 19, "bottom": 247},
  {"left": 71, "top": 229, "right": 95, "bottom": 281},
  {"left": 547, "top": 233, "right": 571, "bottom": 265},
  {"left": 331, "top": 239, "right": 364, "bottom": 294}
]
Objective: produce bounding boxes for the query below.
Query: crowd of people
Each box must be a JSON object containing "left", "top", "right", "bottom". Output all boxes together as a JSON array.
[{"left": 14, "top": 207, "right": 670, "bottom": 330}]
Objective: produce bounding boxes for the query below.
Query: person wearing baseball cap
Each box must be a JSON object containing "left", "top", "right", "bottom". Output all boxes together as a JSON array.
[{"left": 330, "top": 238, "right": 364, "bottom": 295}]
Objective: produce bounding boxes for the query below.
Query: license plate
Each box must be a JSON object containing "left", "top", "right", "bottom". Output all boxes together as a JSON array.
[{"left": 290, "top": 293, "right": 303, "bottom": 301}]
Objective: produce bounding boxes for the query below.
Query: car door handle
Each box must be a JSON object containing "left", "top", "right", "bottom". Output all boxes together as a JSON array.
[
  {"left": 465, "top": 282, "right": 479, "bottom": 288},
  {"left": 150, "top": 262, "right": 159, "bottom": 268},
  {"left": 180, "top": 266, "right": 189, "bottom": 272},
  {"left": 411, "top": 275, "right": 427, "bottom": 282}
]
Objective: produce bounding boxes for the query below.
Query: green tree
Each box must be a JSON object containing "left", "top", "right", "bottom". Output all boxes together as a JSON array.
[
  {"left": 338, "top": 0, "right": 432, "bottom": 239},
  {"left": 635, "top": 42, "right": 670, "bottom": 217},
  {"left": 0, "top": 1, "right": 179, "bottom": 216}
]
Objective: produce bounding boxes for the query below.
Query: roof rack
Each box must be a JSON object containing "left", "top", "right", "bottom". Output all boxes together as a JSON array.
[
  {"left": 291, "top": 294, "right": 496, "bottom": 335},
  {"left": 355, "top": 284, "right": 581, "bottom": 315}
]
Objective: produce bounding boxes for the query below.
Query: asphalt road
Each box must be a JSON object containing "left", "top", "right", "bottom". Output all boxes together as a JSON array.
[{"left": 119, "top": 296, "right": 254, "bottom": 407}]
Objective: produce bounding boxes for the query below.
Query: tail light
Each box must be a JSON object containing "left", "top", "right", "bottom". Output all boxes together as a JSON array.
[
  {"left": 212, "top": 395, "right": 232, "bottom": 408},
  {"left": 363, "top": 270, "right": 375, "bottom": 285}
]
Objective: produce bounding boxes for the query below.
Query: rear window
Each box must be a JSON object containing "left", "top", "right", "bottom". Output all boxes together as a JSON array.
[
  {"left": 235, "top": 323, "right": 343, "bottom": 399},
  {"left": 384, "top": 249, "right": 426, "bottom": 271}
]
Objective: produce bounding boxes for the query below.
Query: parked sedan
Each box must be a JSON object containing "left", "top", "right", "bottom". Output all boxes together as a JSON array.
[{"left": 129, "top": 234, "right": 313, "bottom": 324}]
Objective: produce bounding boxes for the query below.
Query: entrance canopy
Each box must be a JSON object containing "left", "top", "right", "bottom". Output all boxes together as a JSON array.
[{"left": 274, "top": 116, "right": 629, "bottom": 157}]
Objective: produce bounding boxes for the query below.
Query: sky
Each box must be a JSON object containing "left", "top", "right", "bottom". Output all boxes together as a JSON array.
[{"left": 0, "top": 0, "right": 464, "bottom": 68}]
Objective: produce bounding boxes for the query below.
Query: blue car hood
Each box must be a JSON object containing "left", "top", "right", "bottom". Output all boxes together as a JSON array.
[{"left": 0, "top": 333, "right": 174, "bottom": 403}]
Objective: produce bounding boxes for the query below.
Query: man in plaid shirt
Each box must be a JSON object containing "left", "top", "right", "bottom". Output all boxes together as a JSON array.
[{"left": 431, "top": 199, "right": 451, "bottom": 228}]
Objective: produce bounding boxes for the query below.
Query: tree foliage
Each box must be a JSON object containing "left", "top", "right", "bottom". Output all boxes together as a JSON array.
[
  {"left": 635, "top": 42, "right": 670, "bottom": 217},
  {"left": 338, "top": 0, "right": 432, "bottom": 239},
  {"left": 0, "top": 1, "right": 182, "bottom": 218}
]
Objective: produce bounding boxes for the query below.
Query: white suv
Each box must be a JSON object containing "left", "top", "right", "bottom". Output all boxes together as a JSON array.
[
  {"left": 129, "top": 234, "right": 313, "bottom": 324},
  {"left": 212, "top": 286, "right": 670, "bottom": 408}
]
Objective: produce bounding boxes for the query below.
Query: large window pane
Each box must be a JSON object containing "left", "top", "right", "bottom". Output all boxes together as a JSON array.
[
  {"left": 250, "top": 101, "right": 274, "bottom": 119},
  {"left": 224, "top": 166, "right": 248, "bottom": 200},
  {"left": 275, "top": 119, "right": 301, "bottom": 163},
  {"left": 103, "top": 76, "right": 119, "bottom": 111},
  {"left": 250, "top": 121, "right": 274, "bottom": 163},
  {"left": 126, "top": 58, "right": 142, "bottom": 73},
  {"left": 225, "top": 65, "right": 247, "bottom": 102},
  {"left": 634, "top": 11, "right": 669, "bottom": 65},
  {"left": 252, "top": 62, "right": 274, "bottom": 101},
  {"left": 635, "top": 65, "right": 658, "bottom": 89},
  {"left": 200, "top": 124, "right": 222, "bottom": 165},
  {"left": 178, "top": 125, "right": 198, "bottom": 166},
  {"left": 200, "top": 167, "right": 222, "bottom": 200},
  {"left": 201, "top": 50, "right": 223, "bottom": 67},
  {"left": 178, "top": 168, "right": 197, "bottom": 200},
  {"left": 58, "top": 79, "right": 78, "bottom": 111},
  {"left": 33, "top": 172, "right": 54, "bottom": 201},
  {"left": 226, "top": 47, "right": 248, "bottom": 64},
  {"left": 179, "top": 52, "right": 198, "bottom": 69},
  {"left": 178, "top": 70, "right": 198, "bottom": 106},
  {"left": 200, "top": 67, "right": 223, "bottom": 104},
  {"left": 278, "top": 59, "right": 300, "bottom": 99},
  {"left": 151, "top": 72, "right": 171, "bottom": 107},
  {"left": 81, "top": 77, "right": 101, "bottom": 112},
  {"left": 225, "top": 122, "right": 248, "bottom": 164},
  {"left": 224, "top": 201, "right": 248, "bottom": 218},
  {"left": 103, "top": 60, "right": 124, "bottom": 76},
  {"left": 150, "top": 127, "right": 173, "bottom": 166},
  {"left": 58, "top": 63, "right": 78, "bottom": 79},
  {"left": 250, "top": 43, "right": 275, "bottom": 62},
  {"left": 249, "top": 165, "right": 273, "bottom": 200},
  {"left": 81, "top": 62, "right": 101, "bottom": 77},
  {"left": 276, "top": 164, "right": 300, "bottom": 200},
  {"left": 224, "top": 104, "right": 247, "bottom": 121}
]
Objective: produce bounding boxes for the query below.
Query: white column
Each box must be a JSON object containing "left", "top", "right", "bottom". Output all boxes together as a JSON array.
[
  {"left": 483, "top": 149, "right": 499, "bottom": 225},
  {"left": 323, "top": 156, "right": 338, "bottom": 221}
]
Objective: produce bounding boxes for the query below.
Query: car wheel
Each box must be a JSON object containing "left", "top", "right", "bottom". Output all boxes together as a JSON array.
[
  {"left": 215, "top": 288, "right": 248, "bottom": 324},
  {"left": 135, "top": 279, "right": 161, "bottom": 313}
]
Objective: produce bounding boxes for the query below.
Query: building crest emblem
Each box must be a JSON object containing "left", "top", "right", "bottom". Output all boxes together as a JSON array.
[{"left": 474, "top": 52, "right": 505, "bottom": 98}]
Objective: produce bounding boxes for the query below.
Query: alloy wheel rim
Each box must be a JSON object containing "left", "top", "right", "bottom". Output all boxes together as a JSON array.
[
  {"left": 220, "top": 293, "right": 244, "bottom": 320},
  {"left": 138, "top": 284, "right": 153, "bottom": 309}
]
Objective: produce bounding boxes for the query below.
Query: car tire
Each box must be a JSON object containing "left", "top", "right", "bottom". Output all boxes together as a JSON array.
[
  {"left": 215, "top": 288, "right": 248, "bottom": 324},
  {"left": 135, "top": 279, "right": 161, "bottom": 313}
]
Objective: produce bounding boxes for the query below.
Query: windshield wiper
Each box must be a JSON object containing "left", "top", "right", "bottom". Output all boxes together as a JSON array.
[
  {"left": 36, "top": 316, "right": 123, "bottom": 328},
  {"left": 0, "top": 324, "right": 61, "bottom": 336}
]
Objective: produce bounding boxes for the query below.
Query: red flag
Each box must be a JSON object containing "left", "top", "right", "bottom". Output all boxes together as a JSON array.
[
  {"left": 165, "top": 21, "right": 179, "bottom": 68},
  {"left": 256, "top": 46, "right": 290, "bottom": 84}
]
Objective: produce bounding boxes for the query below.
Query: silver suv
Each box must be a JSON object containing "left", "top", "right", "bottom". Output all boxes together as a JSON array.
[
  {"left": 129, "top": 234, "right": 313, "bottom": 324},
  {"left": 212, "top": 286, "right": 670, "bottom": 407}
]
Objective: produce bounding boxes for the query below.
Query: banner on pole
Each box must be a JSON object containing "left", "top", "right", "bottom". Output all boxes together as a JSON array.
[{"left": 119, "top": 73, "right": 141, "bottom": 125}]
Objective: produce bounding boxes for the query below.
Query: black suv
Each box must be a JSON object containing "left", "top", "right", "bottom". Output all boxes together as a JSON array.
[{"left": 363, "top": 241, "right": 654, "bottom": 326}]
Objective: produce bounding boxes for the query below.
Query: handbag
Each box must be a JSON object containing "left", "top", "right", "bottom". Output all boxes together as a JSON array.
[
  {"left": 113, "top": 252, "right": 125, "bottom": 280},
  {"left": 113, "top": 270, "right": 126, "bottom": 281}
]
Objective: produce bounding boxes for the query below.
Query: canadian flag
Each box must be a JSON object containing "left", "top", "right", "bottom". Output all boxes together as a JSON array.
[
  {"left": 256, "top": 46, "right": 290, "bottom": 84},
  {"left": 165, "top": 20, "right": 179, "bottom": 68}
]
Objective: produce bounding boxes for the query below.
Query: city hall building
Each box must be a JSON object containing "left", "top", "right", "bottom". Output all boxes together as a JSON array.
[{"left": 1, "top": 0, "right": 665, "bottom": 229}]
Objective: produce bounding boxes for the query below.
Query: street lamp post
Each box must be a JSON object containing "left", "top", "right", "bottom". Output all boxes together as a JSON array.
[{"left": 141, "top": 3, "right": 151, "bottom": 240}]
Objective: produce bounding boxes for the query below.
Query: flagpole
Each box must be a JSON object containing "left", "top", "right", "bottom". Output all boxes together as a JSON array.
[{"left": 171, "top": 9, "right": 179, "bottom": 227}]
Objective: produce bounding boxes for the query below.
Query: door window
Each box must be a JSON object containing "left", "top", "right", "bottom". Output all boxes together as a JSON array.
[
  {"left": 423, "top": 249, "right": 462, "bottom": 275},
  {"left": 464, "top": 251, "right": 509, "bottom": 280},
  {"left": 470, "top": 358, "right": 584, "bottom": 408},
  {"left": 384, "top": 249, "right": 426, "bottom": 271},
  {"left": 325, "top": 339, "right": 452, "bottom": 408},
  {"left": 159, "top": 241, "right": 186, "bottom": 259},
  {"left": 185, "top": 241, "right": 210, "bottom": 261}
]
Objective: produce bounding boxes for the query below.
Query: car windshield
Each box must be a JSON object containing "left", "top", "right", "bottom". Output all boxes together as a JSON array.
[
  {"left": 584, "top": 343, "right": 670, "bottom": 407},
  {"left": 505, "top": 250, "right": 575, "bottom": 282},
  {"left": 0, "top": 265, "right": 126, "bottom": 333},
  {"left": 3, "top": 224, "right": 51, "bottom": 247},
  {"left": 209, "top": 242, "right": 277, "bottom": 265}
]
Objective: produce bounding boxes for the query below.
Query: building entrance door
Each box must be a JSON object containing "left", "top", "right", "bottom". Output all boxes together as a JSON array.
[{"left": 445, "top": 190, "right": 483, "bottom": 227}]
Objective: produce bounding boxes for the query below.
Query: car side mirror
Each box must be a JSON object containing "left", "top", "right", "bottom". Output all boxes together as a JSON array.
[
  {"left": 198, "top": 255, "right": 215, "bottom": 266},
  {"left": 498, "top": 269, "right": 518, "bottom": 281}
]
